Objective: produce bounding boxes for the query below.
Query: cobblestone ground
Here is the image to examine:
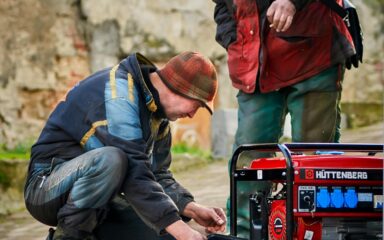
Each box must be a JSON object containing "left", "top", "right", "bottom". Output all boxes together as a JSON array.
[{"left": 0, "top": 123, "right": 382, "bottom": 239}]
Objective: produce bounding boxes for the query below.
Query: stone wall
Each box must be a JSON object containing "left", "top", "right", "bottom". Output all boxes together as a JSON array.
[
  {"left": 0, "top": 159, "right": 28, "bottom": 215},
  {"left": 0, "top": 0, "right": 90, "bottom": 147},
  {"left": 0, "top": 0, "right": 382, "bottom": 149}
]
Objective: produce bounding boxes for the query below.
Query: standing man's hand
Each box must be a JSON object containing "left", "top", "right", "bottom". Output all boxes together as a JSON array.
[
  {"left": 183, "top": 202, "right": 227, "bottom": 233},
  {"left": 267, "top": 0, "right": 296, "bottom": 32}
]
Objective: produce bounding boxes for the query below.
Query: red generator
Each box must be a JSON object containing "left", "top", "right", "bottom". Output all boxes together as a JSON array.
[{"left": 209, "top": 143, "right": 383, "bottom": 240}]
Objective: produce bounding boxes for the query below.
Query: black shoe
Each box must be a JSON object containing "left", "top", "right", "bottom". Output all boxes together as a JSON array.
[{"left": 46, "top": 228, "right": 55, "bottom": 240}]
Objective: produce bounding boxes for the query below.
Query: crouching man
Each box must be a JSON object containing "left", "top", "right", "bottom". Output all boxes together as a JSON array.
[{"left": 24, "top": 51, "right": 226, "bottom": 240}]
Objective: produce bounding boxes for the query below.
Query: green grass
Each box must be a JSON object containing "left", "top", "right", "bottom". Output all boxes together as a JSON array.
[
  {"left": 0, "top": 143, "right": 31, "bottom": 160},
  {"left": 171, "top": 143, "right": 211, "bottom": 159},
  {"left": 170, "top": 143, "right": 214, "bottom": 173},
  {"left": 0, "top": 152, "right": 30, "bottom": 160},
  {"left": 0, "top": 142, "right": 211, "bottom": 161},
  {"left": 0, "top": 143, "right": 211, "bottom": 160},
  {"left": 0, "top": 141, "right": 210, "bottom": 161}
]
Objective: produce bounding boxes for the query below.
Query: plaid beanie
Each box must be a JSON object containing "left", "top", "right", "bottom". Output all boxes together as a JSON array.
[{"left": 157, "top": 51, "right": 218, "bottom": 114}]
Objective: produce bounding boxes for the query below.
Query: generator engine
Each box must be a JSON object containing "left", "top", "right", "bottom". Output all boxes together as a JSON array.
[{"left": 209, "top": 143, "right": 383, "bottom": 240}]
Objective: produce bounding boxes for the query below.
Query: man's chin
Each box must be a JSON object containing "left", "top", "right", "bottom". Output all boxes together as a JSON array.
[
  {"left": 167, "top": 114, "right": 182, "bottom": 121},
  {"left": 168, "top": 116, "right": 177, "bottom": 121}
]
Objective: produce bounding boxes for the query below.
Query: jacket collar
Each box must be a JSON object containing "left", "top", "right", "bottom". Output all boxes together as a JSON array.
[{"left": 121, "top": 53, "right": 159, "bottom": 112}]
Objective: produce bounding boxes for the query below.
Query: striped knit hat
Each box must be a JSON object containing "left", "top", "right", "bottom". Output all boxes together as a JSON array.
[{"left": 157, "top": 51, "right": 218, "bottom": 114}]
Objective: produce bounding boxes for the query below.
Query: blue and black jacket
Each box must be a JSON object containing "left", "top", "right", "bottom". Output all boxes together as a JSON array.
[{"left": 28, "top": 53, "right": 194, "bottom": 233}]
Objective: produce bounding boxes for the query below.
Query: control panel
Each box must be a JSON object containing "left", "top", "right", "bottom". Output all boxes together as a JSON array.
[{"left": 298, "top": 186, "right": 383, "bottom": 213}]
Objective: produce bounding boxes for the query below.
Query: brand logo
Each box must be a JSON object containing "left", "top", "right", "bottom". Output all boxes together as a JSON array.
[{"left": 315, "top": 170, "right": 368, "bottom": 180}]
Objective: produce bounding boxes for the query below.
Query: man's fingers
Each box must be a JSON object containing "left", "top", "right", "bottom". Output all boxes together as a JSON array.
[
  {"left": 281, "top": 15, "right": 293, "bottom": 32},
  {"left": 276, "top": 14, "right": 287, "bottom": 32},
  {"left": 217, "top": 218, "right": 225, "bottom": 225},
  {"left": 217, "top": 223, "right": 226, "bottom": 232},
  {"left": 214, "top": 208, "right": 226, "bottom": 225},
  {"left": 272, "top": 8, "right": 282, "bottom": 31},
  {"left": 266, "top": 3, "right": 276, "bottom": 25},
  {"left": 212, "top": 213, "right": 224, "bottom": 225},
  {"left": 204, "top": 208, "right": 227, "bottom": 233},
  {"left": 267, "top": 0, "right": 296, "bottom": 32},
  {"left": 206, "top": 224, "right": 226, "bottom": 233},
  {"left": 217, "top": 208, "right": 226, "bottom": 221}
]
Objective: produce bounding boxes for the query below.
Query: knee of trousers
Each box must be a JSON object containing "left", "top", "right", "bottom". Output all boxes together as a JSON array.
[
  {"left": 91, "top": 146, "right": 127, "bottom": 188},
  {"left": 67, "top": 147, "right": 128, "bottom": 209}
]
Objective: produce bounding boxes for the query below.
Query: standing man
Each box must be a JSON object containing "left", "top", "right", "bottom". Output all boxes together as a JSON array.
[
  {"left": 24, "top": 51, "right": 226, "bottom": 240},
  {"left": 213, "top": 0, "right": 356, "bottom": 237}
]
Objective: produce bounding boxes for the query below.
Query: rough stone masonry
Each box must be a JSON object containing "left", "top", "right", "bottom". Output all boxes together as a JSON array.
[{"left": 0, "top": 0, "right": 382, "bottom": 148}]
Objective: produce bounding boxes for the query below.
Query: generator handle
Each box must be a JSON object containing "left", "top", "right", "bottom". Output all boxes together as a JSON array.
[
  {"left": 230, "top": 143, "right": 282, "bottom": 236},
  {"left": 229, "top": 143, "right": 384, "bottom": 238},
  {"left": 281, "top": 143, "right": 383, "bottom": 153},
  {"left": 277, "top": 144, "right": 294, "bottom": 240}
]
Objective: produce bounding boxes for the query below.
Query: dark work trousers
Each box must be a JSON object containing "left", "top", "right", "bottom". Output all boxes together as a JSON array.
[
  {"left": 24, "top": 147, "right": 128, "bottom": 238},
  {"left": 95, "top": 195, "right": 175, "bottom": 240}
]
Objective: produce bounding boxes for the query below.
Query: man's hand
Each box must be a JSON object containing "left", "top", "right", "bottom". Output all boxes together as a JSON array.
[
  {"left": 183, "top": 202, "right": 227, "bottom": 233},
  {"left": 166, "top": 220, "right": 207, "bottom": 240},
  {"left": 267, "top": 0, "right": 296, "bottom": 32}
]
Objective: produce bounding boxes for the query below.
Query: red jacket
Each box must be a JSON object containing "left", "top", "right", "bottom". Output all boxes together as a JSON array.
[{"left": 213, "top": 0, "right": 355, "bottom": 93}]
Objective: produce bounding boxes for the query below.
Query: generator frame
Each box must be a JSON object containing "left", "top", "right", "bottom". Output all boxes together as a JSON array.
[{"left": 229, "top": 143, "right": 383, "bottom": 240}]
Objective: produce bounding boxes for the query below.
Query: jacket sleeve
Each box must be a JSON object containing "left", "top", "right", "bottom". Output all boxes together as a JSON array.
[
  {"left": 94, "top": 97, "right": 181, "bottom": 235},
  {"left": 213, "top": 0, "right": 237, "bottom": 49},
  {"left": 152, "top": 122, "right": 194, "bottom": 220}
]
